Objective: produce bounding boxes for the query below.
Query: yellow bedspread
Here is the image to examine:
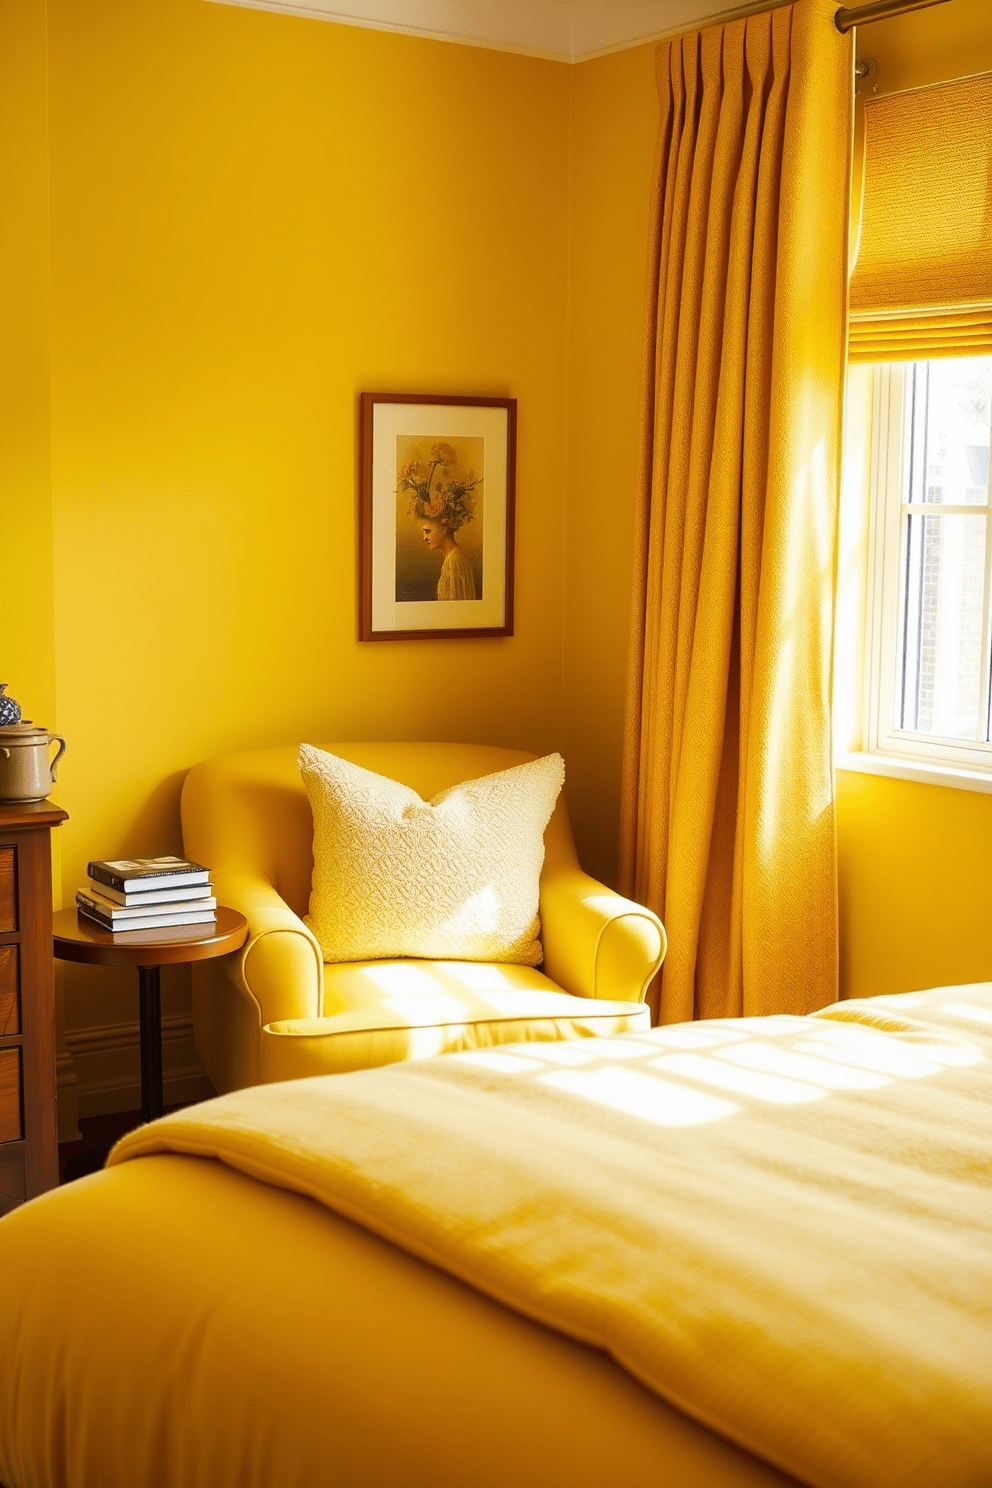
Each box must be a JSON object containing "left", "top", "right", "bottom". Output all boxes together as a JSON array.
[{"left": 111, "top": 985, "right": 992, "bottom": 1488}]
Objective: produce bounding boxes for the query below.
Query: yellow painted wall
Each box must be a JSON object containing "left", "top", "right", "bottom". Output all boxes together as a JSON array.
[
  {"left": 38, "top": 0, "right": 571, "bottom": 1099},
  {"left": 563, "top": 40, "right": 657, "bottom": 888},
  {"left": 854, "top": 0, "right": 992, "bottom": 93},
  {"left": 836, "top": 771, "right": 992, "bottom": 998},
  {"left": 0, "top": 0, "right": 79, "bottom": 1135},
  {"left": 0, "top": 0, "right": 57, "bottom": 733},
  {"left": 564, "top": 0, "right": 992, "bottom": 999}
]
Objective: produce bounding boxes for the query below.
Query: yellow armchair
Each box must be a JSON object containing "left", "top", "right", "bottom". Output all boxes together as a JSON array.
[{"left": 181, "top": 743, "right": 666, "bottom": 1093}]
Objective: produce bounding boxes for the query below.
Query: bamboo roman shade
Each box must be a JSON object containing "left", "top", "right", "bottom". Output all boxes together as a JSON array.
[{"left": 849, "top": 71, "right": 992, "bottom": 362}]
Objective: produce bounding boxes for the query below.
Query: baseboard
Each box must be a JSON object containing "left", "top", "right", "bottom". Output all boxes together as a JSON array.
[
  {"left": 66, "top": 1014, "right": 215, "bottom": 1120},
  {"left": 75, "top": 1070, "right": 215, "bottom": 1120}
]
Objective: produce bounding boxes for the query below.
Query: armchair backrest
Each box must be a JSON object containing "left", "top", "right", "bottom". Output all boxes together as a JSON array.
[{"left": 181, "top": 743, "right": 580, "bottom": 920}]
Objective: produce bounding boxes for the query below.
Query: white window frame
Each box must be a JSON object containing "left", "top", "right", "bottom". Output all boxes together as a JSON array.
[{"left": 863, "top": 361, "right": 992, "bottom": 779}]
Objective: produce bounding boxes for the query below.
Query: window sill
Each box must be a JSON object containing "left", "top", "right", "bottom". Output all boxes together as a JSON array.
[{"left": 835, "top": 751, "right": 992, "bottom": 796}]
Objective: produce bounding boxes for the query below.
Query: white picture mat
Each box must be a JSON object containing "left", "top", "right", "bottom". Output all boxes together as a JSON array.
[{"left": 371, "top": 402, "right": 508, "bottom": 633}]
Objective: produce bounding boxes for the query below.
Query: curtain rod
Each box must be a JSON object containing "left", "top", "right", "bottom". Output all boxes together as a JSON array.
[{"left": 835, "top": 0, "right": 951, "bottom": 34}]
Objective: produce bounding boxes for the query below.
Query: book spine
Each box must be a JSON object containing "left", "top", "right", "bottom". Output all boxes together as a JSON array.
[
  {"left": 76, "top": 892, "right": 118, "bottom": 920},
  {"left": 87, "top": 869, "right": 211, "bottom": 893},
  {"left": 96, "top": 884, "right": 214, "bottom": 907},
  {"left": 77, "top": 905, "right": 117, "bottom": 931},
  {"left": 77, "top": 891, "right": 219, "bottom": 922},
  {"left": 78, "top": 905, "right": 217, "bottom": 933}
]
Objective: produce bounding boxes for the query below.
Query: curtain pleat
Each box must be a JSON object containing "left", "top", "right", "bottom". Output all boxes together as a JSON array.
[{"left": 621, "top": 0, "right": 852, "bottom": 1023}]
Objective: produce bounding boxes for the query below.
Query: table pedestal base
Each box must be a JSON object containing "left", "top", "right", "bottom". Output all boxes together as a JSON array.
[{"left": 138, "top": 965, "right": 164, "bottom": 1124}]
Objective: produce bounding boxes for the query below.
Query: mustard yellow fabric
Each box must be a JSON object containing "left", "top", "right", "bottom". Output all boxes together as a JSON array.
[
  {"left": 849, "top": 72, "right": 992, "bottom": 362},
  {"left": 181, "top": 743, "right": 666, "bottom": 1092},
  {"left": 110, "top": 986, "right": 992, "bottom": 1488},
  {"left": 298, "top": 744, "right": 565, "bottom": 966},
  {"left": 848, "top": 308, "right": 992, "bottom": 364},
  {"left": 262, "top": 961, "right": 650, "bottom": 1079},
  {"left": 0, "top": 1162, "right": 795, "bottom": 1488},
  {"left": 621, "top": 3, "right": 851, "bottom": 1023}
]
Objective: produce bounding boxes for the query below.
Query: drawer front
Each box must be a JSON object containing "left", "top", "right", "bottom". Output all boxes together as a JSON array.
[
  {"left": 0, "top": 1048, "right": 22, "bottom": 1143},
  {"left": 0, "top": 945, "right": 19, "bottom": 1035},
  {"left": 0, "top": 846, "right": 15, "bottom": 934}
]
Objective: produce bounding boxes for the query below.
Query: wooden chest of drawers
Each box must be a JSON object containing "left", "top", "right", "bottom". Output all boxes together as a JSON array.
[{"left": 0, "top": 800, "right": 67, "bottom": 1215}]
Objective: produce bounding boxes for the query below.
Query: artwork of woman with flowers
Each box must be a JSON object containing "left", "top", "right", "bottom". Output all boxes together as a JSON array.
[
  {"left": 360, "top": 393, "right": 513, "bottom": 639},
  {"left": 395, "top": 436, "right": 484, "bottom": 602}
]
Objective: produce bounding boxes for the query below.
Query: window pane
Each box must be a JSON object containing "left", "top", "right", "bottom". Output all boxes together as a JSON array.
[
  {"left": 903, "top": 357, "right": 991, "bottom": 506},
  {"left": 897, "top": 511, "right": 987, "bottom": 738}
]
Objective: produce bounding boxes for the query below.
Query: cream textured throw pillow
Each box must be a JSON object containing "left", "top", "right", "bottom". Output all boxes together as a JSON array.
[{"left": 299, "top": 745, "right": 565, "bottom": 965}]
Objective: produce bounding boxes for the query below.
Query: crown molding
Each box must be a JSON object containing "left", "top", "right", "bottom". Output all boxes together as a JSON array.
[{"left": 201, "top": 0, "right": 753, "bottom": 62}]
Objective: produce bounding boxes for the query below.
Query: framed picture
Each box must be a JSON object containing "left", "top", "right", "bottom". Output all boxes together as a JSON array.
[{"left": 359, "top": 392, "right": 516, "bottom": 641}]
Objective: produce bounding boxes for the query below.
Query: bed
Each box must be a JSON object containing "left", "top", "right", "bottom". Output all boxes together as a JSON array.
[{"left": 1, "top": 985, "right": 989, "bottom": 1488}]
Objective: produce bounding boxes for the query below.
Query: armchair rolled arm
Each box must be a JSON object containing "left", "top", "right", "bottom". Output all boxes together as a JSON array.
[
  {"left": 212, "top": 868, "right": 324, "bottom": 1025},
  {"left": 539, "top": 865, "right": 666, "bottom": 1005}
]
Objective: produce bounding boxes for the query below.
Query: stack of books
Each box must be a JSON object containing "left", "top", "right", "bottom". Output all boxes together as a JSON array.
[{"left": 76, "top": 856, "right": 217, "bottom": 934}]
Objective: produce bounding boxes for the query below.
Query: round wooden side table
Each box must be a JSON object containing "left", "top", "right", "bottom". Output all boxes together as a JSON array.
[{"left": 53, "top": 906, "right": 248, "bottom": 1124}]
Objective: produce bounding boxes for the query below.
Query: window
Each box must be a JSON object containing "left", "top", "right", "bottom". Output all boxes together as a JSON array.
[{"left": 865, "top": 355, "right": 992, "bottom": 775}]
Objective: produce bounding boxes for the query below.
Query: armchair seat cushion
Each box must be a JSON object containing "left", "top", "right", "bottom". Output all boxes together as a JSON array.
[{"left": 260, "top": 959, "right": 650, "bottom": 1081}]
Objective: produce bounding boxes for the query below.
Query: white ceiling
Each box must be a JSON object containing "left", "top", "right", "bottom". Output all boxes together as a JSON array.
[{"left": 203, "top": 0, "right": 743, "bottom": 62}]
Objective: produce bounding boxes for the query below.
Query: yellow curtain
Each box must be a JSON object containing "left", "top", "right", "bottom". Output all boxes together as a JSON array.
[
  {"left": 620, "top": 0, "right": 852, "bottom": 1024},
  {"left": 849, "top": 72, "right": 992, "bottom": 362}
]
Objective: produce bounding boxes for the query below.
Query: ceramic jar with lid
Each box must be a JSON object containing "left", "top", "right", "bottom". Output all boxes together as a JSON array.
[
  {"left": 0, "top": 684, "right": 21, "bottom": 727},
  {"left": 0, "top": 722, "right": 68, "bottom": 803}
]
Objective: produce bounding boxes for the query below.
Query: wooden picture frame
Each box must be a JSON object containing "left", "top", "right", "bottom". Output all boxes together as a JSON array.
[{"left": 359, "top": 393, "right": 516, "bottom": 641}]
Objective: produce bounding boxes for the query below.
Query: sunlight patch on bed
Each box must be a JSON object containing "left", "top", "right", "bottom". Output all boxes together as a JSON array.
[
  {"left": 648, "top": 1053, "right": 826, "bottom": 1105},
  {"left": 794, "top": 1035, "right": 941, "bottom": 1079},
  {"left": 805, "top": 1021, "right": 983, "bottom": 1069},
  {"left": 454, "top": 1051, "right": 539, "bottom": 1074},
  {"left": 585, "top": 1039, "right": 655, "bottom": 1059},
  {"left": 447, "top": 1011, "right": 982, "bottom": 1115},
  {"left": 452, "top": 1039, "right": 659, "bottom": 1074},
  {"left": 713, "top": 1042, "right": 891, "bottom": 1090},
  {"left": 527, "top": 1042, "right": 600, "bottom": 1065},
  {"left": 538, "top": 1068, "right": 738, "bottom": 1127},
  {"left": 648, "top": 1025, "right": 746, "bottom": 1050},
  {"left": 904, "top": 1041, "right": 983, "bottom": 1067},
  {"left": 940, "top": 1002, "right": 992, "bottom": 1027},
  {"left": 730, "top": 1016, "right": 805, "bottom": 1038}
]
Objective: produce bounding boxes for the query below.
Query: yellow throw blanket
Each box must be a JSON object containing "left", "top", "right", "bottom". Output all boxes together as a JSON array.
[{"left": 111, "top": 986, "right": 992, "bottom": 1488}]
